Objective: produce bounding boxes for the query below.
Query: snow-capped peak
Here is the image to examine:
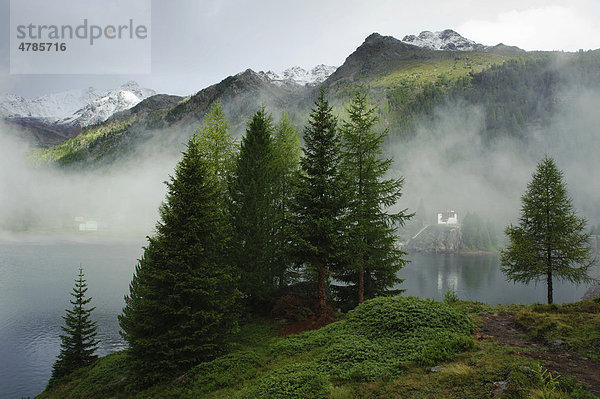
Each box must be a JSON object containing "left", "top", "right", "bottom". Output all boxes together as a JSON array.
[
  {"left": 260, "top": 64, "right": 337, "bottom": 86},
  {"left": 0, "top": 87, "right": 99, "bottom": 119},
  {"left": 59, "top": 81, "right": 156, "bottom": 127},
  {"left": 402, "top": 29, "right": 486, "bottom": 52}
]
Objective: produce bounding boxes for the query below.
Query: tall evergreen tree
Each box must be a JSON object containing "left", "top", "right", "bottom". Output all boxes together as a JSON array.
[
  {"left": 290, "top": 90, "right": 345, "bottom": 318},
  {"left": 501, "top": 156, "right": 595, "bottom": 304},
  {"left": 49, "top": 267, "right": 98, "bottom": 385},
  {"left": 336, "top": 88, "right": 412, "bottom": 309},
  {"left": 272, "top": 113, "right": 301, "bottom": 287},
  {"left": 229, "top": 107, "right": 279, "bottom": 308},
  {"left": 194, "top": 101, "right": 238, "bottom": 193},
  {"left": 119, "top": 136, "right": 240, "bottom": 386}
]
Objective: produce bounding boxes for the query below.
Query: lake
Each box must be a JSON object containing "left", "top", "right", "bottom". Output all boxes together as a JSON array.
[{"left": 0, "top": 239, "right": 596, "bottom": 398}]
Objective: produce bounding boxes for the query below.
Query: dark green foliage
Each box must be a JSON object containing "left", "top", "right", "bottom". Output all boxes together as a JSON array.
[
  {"left": 240, "top": 363, "right": 332, "bottom": 399},
  {"left": 343, "top": 296, "right": 474, "bottom": 339},
  {"left": 461, "top": 212, "right": 495, "bottom": 250},
  {"left": 501, "top": 156, "right": 595, "bottom": 304},
  {"left": 229, "top": 107, "right": 280, "bottom": 308},
  {"left": 271, "top": 113, "right": 302, "bottom": 288},
  {"left": 336, "top": 88, "right": 412, "bottom": 309},
  {"left": 289, "top": 89, "right": 346, "bottom": 316},
  {"left": 273, "top": 296, "right": 474, "bottom": 379},
  {"left": 186, "top": 350, "right": 263, "bottom": 394},
  {"left": 49, "top": 267, "right": 99, "bottom": 385},
  {"left": 119, "top": 136, "right": 240, "bottom": 386}
]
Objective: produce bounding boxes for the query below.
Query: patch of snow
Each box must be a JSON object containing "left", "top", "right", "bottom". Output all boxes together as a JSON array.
[
  {"left": 0, "top": 87, "right": 99, "bottom": 119},
  {"left": 1, "top": 81, "right": 155, "bottom": 127},
  {"left": 259, "top": 64, "right": 337, "bottom": 86},
  {"left": 59, "top": 81, "right": 156, "bottom": 127},
  {"left": 402, "top": 29, "right": 486, "bottom": 52}
]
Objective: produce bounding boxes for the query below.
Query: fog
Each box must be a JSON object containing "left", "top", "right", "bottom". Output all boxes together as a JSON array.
[
  {"left": 391, "top": 86, "right": 600, "bottom": 230},
  {"left": 0, "top": 121, "right": 183, "bottom": 236},
  {"left": 1, "top": 78, "right": 599, "bottom": 238}
]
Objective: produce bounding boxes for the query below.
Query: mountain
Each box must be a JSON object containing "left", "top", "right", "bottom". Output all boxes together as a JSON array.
[
  {"left": 0, "top": 87, "right": 99, "bottom": 119},
  {"left": 2, "top": 81, "right": 155, "bottom": 147},
  {"left": 402, "top": 29, "right": 486, "bottom": 51},
  {"left": 59, "top": 81, "right": 156, "bottom": 127},
  {"left": 31, "top": 31, "right": 599, "bottom": 168},
  {"left": 259, "top": 65, "right": 337, "bottom": 86}
]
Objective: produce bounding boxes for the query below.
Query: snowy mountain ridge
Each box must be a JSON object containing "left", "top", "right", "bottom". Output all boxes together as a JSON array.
[
  {"left": 60, "top": 81, "right": 156, "bottom": 127},
  {"left": 0, "top": 87, "right": 99, "bottom": 119},
  {"left": 0, "top": 81, "right": 155, "bottom": 128},
  {"left": 402, "top": 29, "right": 486, "bottom": 51},
  {"left": 259, "top": 64, "right": 337, "bottom": 86}
]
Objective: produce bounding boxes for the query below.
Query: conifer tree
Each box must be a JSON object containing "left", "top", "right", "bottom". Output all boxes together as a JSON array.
[
  {"left": 49, "top": 267, "right": 98, "bottom": 385},
  {"left": 501, "top": 156, "right": 595, "bottom": 304},
  {"left": 194, "top": 101, "right": 237, "bottom": 193},
  {"left": 290, "top": 90, "right": 345, "bottom": 318},
  {"left": 272, "top": 113, "right": 301, "bottom": 286},
  {"left": 119, "top": 136, "right": 240, "bottom": 386},
  {"left": 229, "top": 107, "right": 279, "bottom": 308},
  {"left": 335, "top": 88, "right": 411, "bottom": 309}
]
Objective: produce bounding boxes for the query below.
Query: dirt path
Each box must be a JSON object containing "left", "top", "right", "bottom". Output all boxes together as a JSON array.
[{"left": 478, "top": 312, "right": 600, "bottom": 396}]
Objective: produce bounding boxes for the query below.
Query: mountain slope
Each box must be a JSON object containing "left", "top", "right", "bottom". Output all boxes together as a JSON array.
[
  {"left": 31, "top": 31, "right": 597, "bottom": 167},
  {"left": 2, "top": 82, "right": 155, "bottom": 147},
  {"left": 33, "top": 70, "right": 311, "bottom": 166}
]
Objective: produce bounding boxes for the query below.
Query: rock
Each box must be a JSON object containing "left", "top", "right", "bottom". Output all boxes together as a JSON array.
[
  {"left": 493, "top": 380, "right": 508, "bottom": 391},
  {"left": 429, "top": 365, "right": 444, "bottom": 373},
  {"left": 551, "top": 339, "right": 564, "bottom": 348}
]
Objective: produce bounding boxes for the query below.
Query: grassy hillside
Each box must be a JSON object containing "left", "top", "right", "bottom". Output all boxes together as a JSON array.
[{"left": 37, "top": 296, "right": 600, "bottom": 398}]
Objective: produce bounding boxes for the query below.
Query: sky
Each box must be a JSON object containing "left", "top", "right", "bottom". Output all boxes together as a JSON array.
[{"left": 2, "top": 0, "right": 600, "bottom": 97}]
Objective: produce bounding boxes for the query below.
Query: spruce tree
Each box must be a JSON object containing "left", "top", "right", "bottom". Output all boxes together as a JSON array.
[
  {"left": 501, "top": 156, "right": 595, "bottom": 304},
  {"left": 290, "top": 90, "right": 345, "bottom": 318},
  {"left": 272, "top": 113, "right": 301, "bottom": 287},
  {"left": 49, "top": 267, "right": 98, "bottom": 385},
  {"left": 335, "top": 88, "right": 411, "bottom": 309},
  {"left": 119, "top": 136, "right": 240, "bottom": 386},
  {"left": 229, "top": 107, "right": 279, "bottom": 308}
]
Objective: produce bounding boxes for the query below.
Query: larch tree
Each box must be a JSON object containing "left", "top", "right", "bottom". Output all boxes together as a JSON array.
[
  {"left": 289, "top": 90, "right": 345, "bottom": 319},
  {"left": 119, "top": 135, "right": 240, "bottom": 386},
  {"left": 500, "top": 155, "right": 595, "bottom": 304},
  {"left": 194, "top": 100, "right": 238, "bottom": 194},
  {"left": 49, "top": 267, "right": 98, "bottom": 385},
  {"left": 336, "top": 88, "right": 412, "bottom": 309}
]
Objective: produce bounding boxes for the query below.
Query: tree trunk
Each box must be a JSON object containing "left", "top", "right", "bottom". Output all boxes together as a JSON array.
[
  {"left": 317, "top": 265, "right": 327, "bottom": 317},
  {"left": 358, "top": 266, "right": 364, "bottom": 304},
  {"left": 547, "top": 267, "right": 553, "bottom": 304}
]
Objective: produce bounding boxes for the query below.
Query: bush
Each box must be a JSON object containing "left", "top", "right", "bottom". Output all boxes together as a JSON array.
[
  {"left": 344, "top": 296, "right": 474, "bottom": 339},
  {"left": 272, "top": 296, "right": 475, "bottom": 385},
  {"left": 186, "top": 350, "right": 263, "bottom": 393},
  {"left": 241, "top": 363, "right": 331, "bottom": 399}
]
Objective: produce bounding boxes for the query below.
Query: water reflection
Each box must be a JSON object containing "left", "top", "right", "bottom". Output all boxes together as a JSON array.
[{"left": 398, "top": 252, "right": 597, "bottom": 304}]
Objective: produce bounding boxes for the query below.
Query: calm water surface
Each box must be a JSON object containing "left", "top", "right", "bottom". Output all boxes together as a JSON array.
[
  {"left": 0, "top": 236, "right": 143, "bottom": 399},
  {"left": 0, "top": 240, "right": 596, "bottom": 398}
]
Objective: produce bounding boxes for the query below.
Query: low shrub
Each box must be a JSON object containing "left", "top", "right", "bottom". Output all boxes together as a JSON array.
[{"left": 240, "top": 363, "right": 331, "bottom": 399}]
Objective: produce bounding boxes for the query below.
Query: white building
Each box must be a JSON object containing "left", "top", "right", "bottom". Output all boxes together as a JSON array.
[{"left": 437, "top": 211, "right": 458, "bottom": 225}]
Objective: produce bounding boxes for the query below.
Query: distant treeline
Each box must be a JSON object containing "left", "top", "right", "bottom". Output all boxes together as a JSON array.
[
  {"left": 461, "top": 212, "right": 500, "bottom": 251},
  {"left": 386, "top": 51, "right": 600, "bottom": 140}
]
